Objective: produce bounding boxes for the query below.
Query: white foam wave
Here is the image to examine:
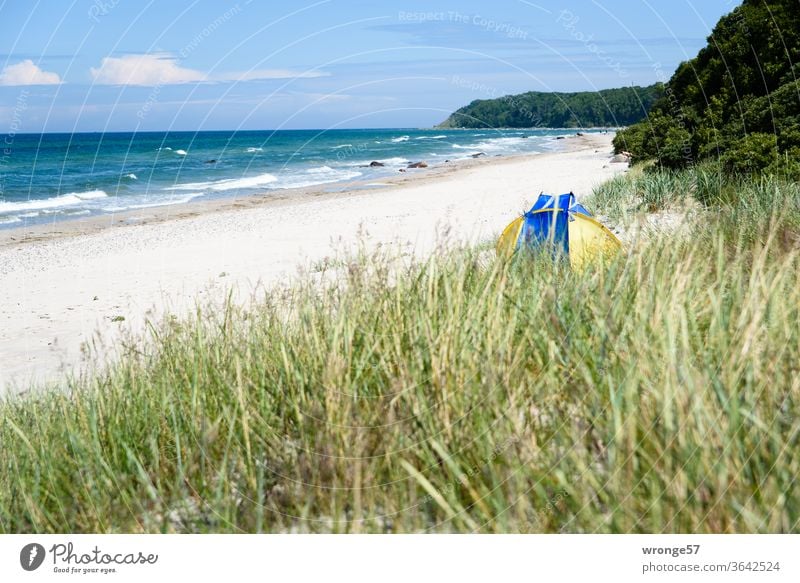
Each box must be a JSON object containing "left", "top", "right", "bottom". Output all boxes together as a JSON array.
[
  {"left": 377, "top": 157, "right": 409, "bottom": 165},
  {"left": 345, "top": 156, "right": 410, "bottom": 168},
  {"left": 246, "top": 147, "right": 263, "bottom": 152},
  {"left": 0, "top": 190, "right": 108, "bottom": 214},
  {"left": 271, "top": 168, "right": 362, "bottom": 190},
  {"left": 415, "top": 135, "right": 447, "bottom": 140},
  {"left": 306, "top": 165, "right": 336, "bottom": 174},
  {"left": 165, "top": 173, "right": 278, "bottom": 192},
  {"left": 390, "top": 135, "right": 410, "bottom": 143},
  {"left": 175, "top": 149, "right": 188, "bottom": 156},
  {"left": 72, "top": 190, "right": 108, "bottom": 200},
  {"left": 125, "top": 173, "right": 138, "bottom": 180},
  {"left": 139, "top": 195, "right": 202, "bottom": 210},
  {"left": 451, "top": 136, "right": 530, "bottom": 153},
  {"left": 0, "top": 216, "right": 21, "bottom": 224},
  {"left": 332, "top": 144, "right": 353, "bottom": 149},
  {"left": 102, "top": 192, "right": 205, "bottom": 212}
]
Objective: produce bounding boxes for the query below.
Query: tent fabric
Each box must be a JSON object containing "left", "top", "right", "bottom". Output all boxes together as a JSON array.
[
  {"left": 497, "top": 216, "right": 524, "bottom": 258},
  {"left": 496, "top": 192, "right": 622, "bottom": 268}
]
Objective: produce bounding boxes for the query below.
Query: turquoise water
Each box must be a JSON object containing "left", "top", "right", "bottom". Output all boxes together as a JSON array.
[{"left": 0, "top": 128, "right": 590, "bottom": 228}]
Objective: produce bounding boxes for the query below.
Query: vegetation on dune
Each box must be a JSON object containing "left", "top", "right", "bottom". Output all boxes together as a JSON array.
[
  {"left": 614, "top": 0, "right": 800, "bottom": 175},
  {"left": 1, "top": 169, "right": 799, "bottom": 533},
  {"left": 437, "top": 84, "right": 663, "bottom": 129}
]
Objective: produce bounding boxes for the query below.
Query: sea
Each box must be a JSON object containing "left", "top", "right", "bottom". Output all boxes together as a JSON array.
[{"left": 0, "top": 128, "right": 593, "bottom": 228}]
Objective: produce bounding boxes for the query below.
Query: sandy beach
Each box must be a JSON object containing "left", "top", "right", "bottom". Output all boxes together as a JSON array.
[{"left": 0, "top": 133, "right": 625, "bottom": 393}]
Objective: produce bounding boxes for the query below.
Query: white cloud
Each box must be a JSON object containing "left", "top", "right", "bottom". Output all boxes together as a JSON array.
[
  {"left": 0, "top": 60, "right": 61, "bottom": 86},
  {"left": 91, "top": 54, "right": 204, "bottom": 86},
  {"left": 91, "top": 54, "right": 330, "bottom": 86}
]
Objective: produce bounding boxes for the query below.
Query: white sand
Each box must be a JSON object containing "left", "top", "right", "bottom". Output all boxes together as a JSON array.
[{"left": 0, "top": 134, "right": 626, "bottom": 393}]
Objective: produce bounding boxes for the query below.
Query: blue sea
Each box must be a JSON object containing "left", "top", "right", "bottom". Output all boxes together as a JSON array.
[{"left": 0, "top": 128, "right": 587, "bottom": 228}]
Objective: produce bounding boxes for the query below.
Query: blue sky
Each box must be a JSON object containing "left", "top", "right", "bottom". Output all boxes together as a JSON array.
[{"left": 0, "top": 0, "right": 737, "bottom": 132}]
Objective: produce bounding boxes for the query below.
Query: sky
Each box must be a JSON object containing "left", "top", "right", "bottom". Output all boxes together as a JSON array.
[{"left": 0, "top": 0, "right": 738, "bottom": 132}]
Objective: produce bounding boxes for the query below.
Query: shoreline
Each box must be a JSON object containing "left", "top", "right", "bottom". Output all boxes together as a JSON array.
[
  {"left": 0, "top": 133, "right": 624, "bottom": 392},
  {"left": 0, "top": 133, "right": 598, "bottom": 249}
]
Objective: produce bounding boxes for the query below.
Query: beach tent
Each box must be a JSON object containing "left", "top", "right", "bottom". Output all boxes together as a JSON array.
[{"left": 497, "top": 193, "right": 621, "bottom": 268}]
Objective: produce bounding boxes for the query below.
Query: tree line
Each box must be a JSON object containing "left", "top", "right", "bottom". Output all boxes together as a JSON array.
[{"left": 437, "top": 84, "right": 663, "bottom": 129}]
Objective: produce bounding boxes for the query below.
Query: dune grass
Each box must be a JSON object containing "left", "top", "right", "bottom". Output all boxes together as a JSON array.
[{"left": 1, "top": 169, "right": 799, "bottom": 533}]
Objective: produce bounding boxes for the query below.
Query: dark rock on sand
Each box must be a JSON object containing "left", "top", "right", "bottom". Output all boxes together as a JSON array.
[
  {"left": 470, "top": 152, "right": 485, "bottom": 158},
  {"left": 407, "top": 161, "right": 428, "bottom": 168},
  {"left": 369, "top": 161, "right": 385, "bottom": 167}
]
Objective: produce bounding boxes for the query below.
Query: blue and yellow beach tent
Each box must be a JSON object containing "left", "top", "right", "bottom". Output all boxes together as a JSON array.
[{"left": 497, "top": 193, "right": 621, "bottom": 268}]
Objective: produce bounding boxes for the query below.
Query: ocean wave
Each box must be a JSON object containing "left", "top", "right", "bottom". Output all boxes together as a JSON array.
[
  {"left": 271, "top": 167, "right": 362, "bottom": 190},
  {"left": 332, "top": 144, "right": 353, "bottom": 149},
  {"left": 72, "top": 190, "right": 108, "bottom": 200},
  {"left": 125, "top": 173, "right": 138, "bottom": 180},
  {"left": 103, "top": 192, "right": 205, "bottom": 212},
  {"left": 175, "top": 149, "right": 188, "bottom": 156},
  {"left": 304, "top": 166, "right": 361, "bottom": 180},
  {"left": 0, "top": 190, "right": 108, "bottom": 214},
  {"left": 246, "top": 147, "right": 263, "bottom": 152},
  {"left": 390, "top": 135, "right": 410, "bottom": 143},
  {"left": 451, "top": 137, "right": 529, "bottom": 152},
  {"left": 164, "top": 173, "right": 278, "bottom": 192},
  {"left": 375, "top": 157, "right": 410, "bottom": 165},
  {"left": 415, "top": 135, "right": 447, "bottom": 140},
  {"left": 306, "top": 165, "right": 337, "bottom": 174},
  {"left": 0, "top": 215, "right": 21, "bottom": 224},
  {"left": 128, "top": 196, "right": 200, "bottom": 209},
  {"left": 342, "top": 156, "right": 410, "bottom": 168}
]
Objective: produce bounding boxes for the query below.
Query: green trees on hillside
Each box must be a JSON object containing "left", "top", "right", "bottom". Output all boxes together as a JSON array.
[
  {"left": 614, "top": 0, "right": 800, "bottom": 175},
  {"left": 437, "top": 85, "right": 663, "bottom": 129}
]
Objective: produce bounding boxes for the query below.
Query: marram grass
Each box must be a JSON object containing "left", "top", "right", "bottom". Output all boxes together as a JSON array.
[{"left": 1, "top": 172, "right": 799, "bottom": 533}]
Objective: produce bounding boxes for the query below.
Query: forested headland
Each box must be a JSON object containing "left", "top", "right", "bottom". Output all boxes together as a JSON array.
[{"left": 437, "top": 84, "right": 663, "bottom": 129}]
